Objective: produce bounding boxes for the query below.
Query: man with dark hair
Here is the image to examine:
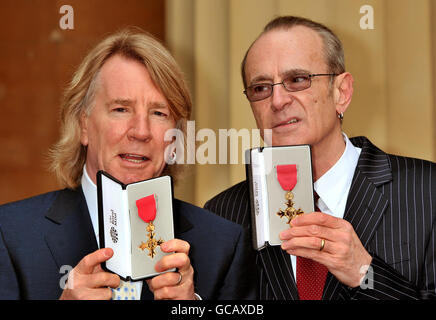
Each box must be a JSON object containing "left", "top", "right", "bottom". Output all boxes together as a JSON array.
[{"left": 205, "top": 16, "right": 436, "bottom": 300}]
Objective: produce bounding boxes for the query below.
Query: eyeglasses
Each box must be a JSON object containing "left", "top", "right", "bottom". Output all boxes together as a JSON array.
[{"left": 243, "top": 73, "right": 338, "bottom": 102}]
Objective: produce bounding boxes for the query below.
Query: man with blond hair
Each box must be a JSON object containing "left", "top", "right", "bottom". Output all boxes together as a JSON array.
[{"left": 0, "top": 28, "right": 256, "bottom": 300}]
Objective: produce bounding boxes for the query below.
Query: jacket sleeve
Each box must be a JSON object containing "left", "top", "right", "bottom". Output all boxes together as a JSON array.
[
  {"left": 0, "top": 225, "right": 21, "bottom": 299},
  {"left": 216, "top": 226, "right": 258, "bottom": 300},
  {"left": 350, "top": 252, "right": 436, "bottom": 300}
]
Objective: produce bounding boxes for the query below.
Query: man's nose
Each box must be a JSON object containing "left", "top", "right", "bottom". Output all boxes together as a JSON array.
[
  {"left": 128, "top": 113, "right": 151, "bottom": 141},
  {"left": 270, "top": 83, "right": 292, "bottom": 111}
]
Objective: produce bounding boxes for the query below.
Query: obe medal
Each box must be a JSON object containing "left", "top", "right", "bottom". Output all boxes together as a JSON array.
[
  {"left": 136, "top": 194, "right": 164, "bottom": 258},
  {"left": 276, "top": 164, "right": 304, "bottom": 225}
]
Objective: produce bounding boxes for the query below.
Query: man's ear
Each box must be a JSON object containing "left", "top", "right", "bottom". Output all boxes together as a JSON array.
[
  {"left": 333, "top": 72, "right": 354, "bottom": 114},
  {"left": 79, "top": 112, "right": 89, "bottom": 146}
]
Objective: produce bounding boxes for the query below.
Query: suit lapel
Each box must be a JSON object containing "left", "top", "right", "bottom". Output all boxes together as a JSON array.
[
  {"left": 44, "top": 188, "right": 98, "bottom": 269},
  {"left": 172, "top": 199, "right": 194, "bottom": 237},
  {"left": 323, "top": 137, "right": 391, "bottom": 299},
  {"left": 345, "top": 137, "right": 392, "bottom": 246},
  {"left": 258, "top": 245, "right": 299, "bottom": 299}
]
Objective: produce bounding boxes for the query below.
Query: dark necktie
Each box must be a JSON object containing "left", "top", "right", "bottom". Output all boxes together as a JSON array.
[{"left": 296, "top": 192, "right": 328, "bottom": 300}]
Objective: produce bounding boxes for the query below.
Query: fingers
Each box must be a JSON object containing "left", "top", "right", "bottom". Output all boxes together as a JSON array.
[
  {"left": 146, "top": 239, "right": 196, "bottom": 300},
  {"left": 156, "top": 239, "right": 191, "bottom": 273},
  {"left": 280, "top": 223, "right": 347, "bottom": 254},
  {"left": 60, "top": 271, "right": 119, "bottom": 300},
  {"left": 147, "top": 268, "right": 195, "bottom": 300},
  {"left": 82, "top": 271, "right": 120, "bottom": 289},
  {"left": 281, "top": 236, "right": 327, "bottom": 253},
  {"left": 75, "top": 248, "right": 113, "bottom": 274},
  {"left": 160, "top": 239, "right": 190, "bottom": 255},
  {"left": 280, "top": 212, "right": 351, "bottom": 251},
  {"left": 279, "top": 212, "right": 342, "bottom": 259},
  {"left": 59, "top": 248, "right": 120, "bottom": 300},
  {"left": 153, "top": 282, "right": 195, "bottom": 300},
  {"left": 60, "top": 287, "right": 114, "bottom": 300},
  {"left": 290, "top": 211, "right": 341, "bottom": 229},
  {"left": 148, "top": 271, "right": 183, "bottom": 291},
  {"left": 280, "top": 223, "right": 334, "bottom": 243},
  {"left": 155, "top": 252, "right": 191, "bottom": 273},
  {"left": 65, "top": 269, "right": 120, "bottom": 290}
]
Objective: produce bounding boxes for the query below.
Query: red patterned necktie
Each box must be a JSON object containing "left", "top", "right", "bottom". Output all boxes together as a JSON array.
[{"left": 296, "top": 192, "right": 328, "bottom": 300}]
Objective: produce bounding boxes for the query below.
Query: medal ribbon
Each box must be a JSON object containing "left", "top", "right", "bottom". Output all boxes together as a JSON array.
[
  {"left": 136, "top": 194, "right": 156, "bottom": 223},
  {"left": 276, "top": 164, "right": 298, "bottom": 191}
]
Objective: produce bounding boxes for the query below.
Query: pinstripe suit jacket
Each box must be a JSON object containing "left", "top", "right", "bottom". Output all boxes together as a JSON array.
[{"left": 205, "top": 136, "right": 436, "bottom": 300}]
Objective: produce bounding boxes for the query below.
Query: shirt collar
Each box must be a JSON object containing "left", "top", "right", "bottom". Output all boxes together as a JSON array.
[
  {"left": 81, "top": 164, "right": 99, "bottom": 244},
  {"left": 313, "top": 133, "right": 361, "bottom": 219}
]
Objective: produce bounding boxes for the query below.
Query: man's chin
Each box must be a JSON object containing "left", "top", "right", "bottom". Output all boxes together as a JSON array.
[
  {"left": 271, "top": 137, "right": 306, "bottom": 147},
  {"left": 123, "top": 174, "right": 154, "bottom": 185},
  {"left": 107, "top": 168, "right": 155, "bottom": 185},
  {"left": 269, "top": 128, "right": 308, "bottom": 147}
]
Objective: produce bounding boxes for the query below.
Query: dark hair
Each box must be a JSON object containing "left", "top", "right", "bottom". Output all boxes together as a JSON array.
[{"left": 241, "top": 16, "right": 345, "bottom": 89}]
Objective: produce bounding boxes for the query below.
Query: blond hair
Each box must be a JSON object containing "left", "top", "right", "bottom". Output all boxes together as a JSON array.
[{"left": 49, "top": 27, "right": 191, "bottom": 189}]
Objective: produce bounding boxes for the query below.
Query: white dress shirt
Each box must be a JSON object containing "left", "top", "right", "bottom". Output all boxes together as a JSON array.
[
  {"left": 290, "top": 133, "right": 362, "bottom": 281},
  {"left": 81, "top": 165, "right": 143, "bottom": 298}
]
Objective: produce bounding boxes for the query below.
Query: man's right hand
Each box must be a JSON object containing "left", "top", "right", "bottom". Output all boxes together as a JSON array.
[{"left": 59, "top": 248, "right": 120, "bottom": 300}]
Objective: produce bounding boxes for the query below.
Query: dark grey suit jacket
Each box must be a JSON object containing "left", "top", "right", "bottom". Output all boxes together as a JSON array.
[
  {"left": 205, "top": 136, "right": 436, "bottom": 300},
  {"left": 0, "top": 187, "right": 257, "bottom": 300}
]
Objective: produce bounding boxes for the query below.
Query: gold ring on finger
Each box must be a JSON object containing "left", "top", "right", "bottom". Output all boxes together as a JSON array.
[
  {"left": 319, "top": 239, "right": 326, "bottom": 251},
  {"left": 176, "top": 271, "right": 182, "bottom": 285}
]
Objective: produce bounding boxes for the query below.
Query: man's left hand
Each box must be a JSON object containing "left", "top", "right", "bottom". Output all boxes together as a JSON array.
[
  {"left": 146, "top": 239, "right": 196, "bottom": 300},
  {"left": 280, "top": 211, "right": 372, "bottom": 288}
]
